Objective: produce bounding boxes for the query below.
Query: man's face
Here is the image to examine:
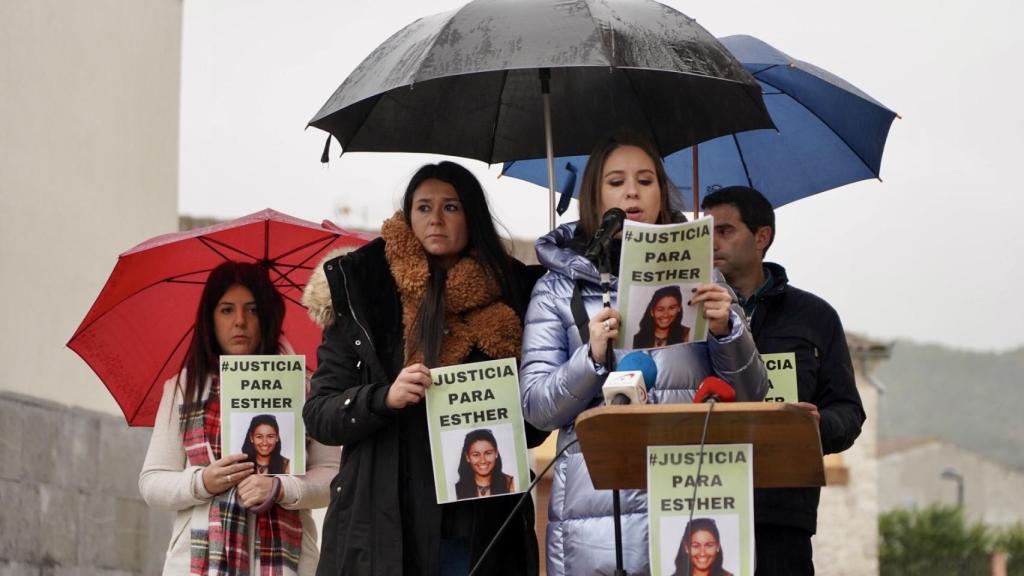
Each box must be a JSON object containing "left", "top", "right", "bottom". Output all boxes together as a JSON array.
[{"left": 705, "top": 203, "right": 768, "bottom": 282}]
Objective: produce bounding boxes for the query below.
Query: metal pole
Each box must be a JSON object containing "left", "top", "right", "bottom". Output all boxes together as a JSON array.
[
  {"left": 540, "top": 68, "right": 556, "bottom": 232},
  {"left": 692, "top": 144, "right": 699, "bottom": 220}
]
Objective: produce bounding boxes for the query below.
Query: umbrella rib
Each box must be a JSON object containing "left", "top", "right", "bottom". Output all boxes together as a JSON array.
[
  {"left": 731, "top": 132, "right": 755, "bottom": 189},
  {"left": 197, "top": 236, "right": 260, "bottom": 262},
  {"left": 129, "top": 323, "right": 194, "bottom": 425},
  {"left": 621, "top": 69, "right": 665, "bottom": 153},
  {"left": 485, "top": 69, "right": 510, "bottom": 164},
  {"left": 757, "top": 78, "right": 881, "bottom": 178}
]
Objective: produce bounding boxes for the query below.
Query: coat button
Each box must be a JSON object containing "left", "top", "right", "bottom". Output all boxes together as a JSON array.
[
  {"left": 344, "top": 398, "right": 351, "bottom": 406},
  {"left": 326, "top": 264, "right": 333, "bottom": 270},
  {"left": 355, "top": 340, "right": 362, "bottom": 346},
  {"left": 336, "top": 486, "right": 341, "bottom": 493},
  {"left": 350, "top": 418, "right": 356, "bottom": 424}
]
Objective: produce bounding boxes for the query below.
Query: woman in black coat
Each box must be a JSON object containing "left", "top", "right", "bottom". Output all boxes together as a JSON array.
[{"left": 302, "top": 162, "right": 546, "bottom": 576}]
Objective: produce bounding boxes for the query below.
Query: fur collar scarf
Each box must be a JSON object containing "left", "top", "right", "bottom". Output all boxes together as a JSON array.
[{"left": 381, "top": 212, "right": 522, "bottom": 367}]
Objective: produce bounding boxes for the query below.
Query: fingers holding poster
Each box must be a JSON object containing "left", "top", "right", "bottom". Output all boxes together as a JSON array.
[
  {"left": 618, "top": 218, "right": 713, "bottom": 350},
  {"left": 425, "top": 358, "right": 530, "bottom": 504},
  {"left": 443, "top": 424, "right": 520, "bottom": 500}
]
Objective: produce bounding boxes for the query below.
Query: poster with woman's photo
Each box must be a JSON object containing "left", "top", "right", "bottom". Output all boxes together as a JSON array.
[
  {"left": 647, "top": 444, "right": 754, "bottom": 575},
  {"left": 616, "top": 218, "right": 713, "bottom": 350},
  {"left": 220, "top": 355, "right": 306, "bottom": 475},
  {"left": 424, "top": 358, "right": 529, "bottom": 504}
]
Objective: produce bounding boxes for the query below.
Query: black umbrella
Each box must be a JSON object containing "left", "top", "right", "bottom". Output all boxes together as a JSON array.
[{"left": 309, "top": 0, "right": 774, "bottom": 228}]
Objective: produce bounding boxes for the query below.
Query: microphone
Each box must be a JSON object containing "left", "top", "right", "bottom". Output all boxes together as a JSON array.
[
  {"left": 694, "top": 376, "right": 737, "bottom": 404},
  {"left": 584, "top": 208, "right": 626, "bottom": 260},
  {"left": 602, "top": 351, "right": 658, "bottom": 406}
]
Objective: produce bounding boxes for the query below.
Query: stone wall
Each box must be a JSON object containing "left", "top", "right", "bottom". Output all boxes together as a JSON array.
[{"left": 0, "top": 392, "right": 170, "bottom": 575}]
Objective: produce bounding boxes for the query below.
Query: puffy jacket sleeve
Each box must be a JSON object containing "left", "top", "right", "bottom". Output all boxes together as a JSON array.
[
  {"left": 706, "top": 308, "right": 770, "bottom": 401},
  {"left": 138, "top": 377, "right": 212, "bottom": 510},
  {"left": 520, "top": 277, "right": 606, "bottom": 431},
  {"left": 304, "top": 319, "right": 394, "bottom": 447}
]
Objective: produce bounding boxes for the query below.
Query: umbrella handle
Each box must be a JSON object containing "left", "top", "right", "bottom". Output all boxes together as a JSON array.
[{"left": 541, "top": 68, "right": 556, "bottom": 232}]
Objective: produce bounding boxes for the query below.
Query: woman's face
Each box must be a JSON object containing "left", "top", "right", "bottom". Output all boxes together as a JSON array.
[
  {"left": 466, "top": 439, "right": 497, "bottom": 479},
  {"left": 409, "top": 178, "right": 469, "bottom": 268},
  {"left": 250, "top": 423, "right": 279, "bottom": 458},
  {"left": 599, "top": 145, "right": 661, "bottom": 225},
  {"left": 688, "top": 529, "right": 721, "bottom": 572},
  {"left": 214, "top": 284, "right": 261, "bottom": 356},
  {"left": 652, "top": 295, "right": 681, "bottom": 330}
]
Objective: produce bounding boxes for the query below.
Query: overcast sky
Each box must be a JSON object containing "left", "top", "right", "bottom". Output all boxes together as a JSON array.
[{"left": 179, "top": 0, "right": 1024, "bottom": 352}]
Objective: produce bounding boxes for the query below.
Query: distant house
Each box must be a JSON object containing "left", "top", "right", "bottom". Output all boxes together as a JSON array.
[{"left": 879, "top": 437, "right": 1024, "bottom": 528}]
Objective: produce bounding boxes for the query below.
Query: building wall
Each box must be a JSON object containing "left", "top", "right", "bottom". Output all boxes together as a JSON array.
[
  {"left": 0, "top": 0, "right": 181, "bottom": 415},
  {"left": 0, "top": 0, "right": 182, "bottom": 572},
  {"left": 813, "top": 355, "right": 883, "bottom": 576},
  {"left": 879, "top": 440, "right": 1024, "bottom": 528}
]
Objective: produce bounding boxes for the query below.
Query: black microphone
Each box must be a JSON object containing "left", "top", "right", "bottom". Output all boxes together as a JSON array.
[{"left": 584, "top": 208, "right": 626, "bottom": 260}]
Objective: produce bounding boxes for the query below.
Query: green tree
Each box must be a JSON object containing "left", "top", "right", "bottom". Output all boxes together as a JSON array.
[
  {"left": 879, "top": 505, "right": 992, "bottom": 576},
  {"left": 994, "top": 522, "right": 1024, "bottom": 575}
]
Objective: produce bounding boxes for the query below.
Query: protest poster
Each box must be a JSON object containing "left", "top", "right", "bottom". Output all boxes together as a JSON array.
[
  {"left": 425, "top": 358, "right": 529, "bottom": 504},
  {"left": 617, "top": 217, "right": 714, "bottom": 350},
  {"left": 761, "top": 352, "right": 799, "bottom": 403},
  {"left": 219, "top": 354, "right": 306, "bottom": 475},
  {"left": 647, "top": 443, "right": 754, "bottom": 576}
]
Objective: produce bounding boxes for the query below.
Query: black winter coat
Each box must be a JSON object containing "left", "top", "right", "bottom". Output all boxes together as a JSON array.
[
  {"left": 304, "top": 238, "right": 546, "bottom": 576},
  {"left": 749, "top": 263, "right": 866, "bottom": 534}
]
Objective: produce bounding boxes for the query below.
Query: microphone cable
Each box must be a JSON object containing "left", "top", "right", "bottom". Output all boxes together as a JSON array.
[
  {"left": 468, "top": 438, "right": 580, "bottom": 576},
  {"left": 683, "top": 398, "right": 716, "bottom": 576}
]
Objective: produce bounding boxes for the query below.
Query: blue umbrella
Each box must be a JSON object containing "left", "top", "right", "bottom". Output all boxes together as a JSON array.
[{"left": 502, "top": 34, "right": 898, "bottom": 212}]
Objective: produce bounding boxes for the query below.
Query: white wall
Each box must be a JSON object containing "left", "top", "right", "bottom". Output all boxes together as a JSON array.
[{"left": 0, "top": 0, "right": 181, "bottom": 415}]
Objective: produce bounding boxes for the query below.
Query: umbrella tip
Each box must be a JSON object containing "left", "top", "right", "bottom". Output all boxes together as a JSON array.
[{"left": 320, "top": 134, "right": 332, "bottom": 164}]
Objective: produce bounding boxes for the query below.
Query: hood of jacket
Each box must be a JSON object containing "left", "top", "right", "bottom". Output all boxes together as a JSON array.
[
  {"left": 536, "top": 222, "right": 610, "bottom": 287},
  {"left": 302, "top": 246, "right": 359, "bottom": 329}
]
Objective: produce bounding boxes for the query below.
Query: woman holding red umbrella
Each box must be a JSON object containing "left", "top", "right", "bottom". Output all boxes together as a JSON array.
[{"left": 139, "top": 261, "right": 338, "bottom": 575}]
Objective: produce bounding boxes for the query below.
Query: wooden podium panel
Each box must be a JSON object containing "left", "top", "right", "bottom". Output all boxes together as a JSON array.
[{"left": 574, "top": 402, "right": 825, "bottom": 489}]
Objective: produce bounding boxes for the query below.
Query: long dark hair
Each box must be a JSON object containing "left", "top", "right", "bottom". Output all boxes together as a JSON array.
[
  {"left": 241, "top": 414, "right": 287, "bottom": 474},
  {"left": 401, "top": 161, "right": 517, "bottom": 366},
  {"left": 673, "top": 518, "right": 727, "bottom": 576},
  {"left": 634, "top": 286, "right": 686, "bottom": 347},
  {"left": 454, "top": 428, "right": 509, "bottom": 498},
  {"left": 577, "top": 130, "right": 680, "bottom": 239},
  {"left": 178, "top": 261, "right": 284, "bottom": 425}
]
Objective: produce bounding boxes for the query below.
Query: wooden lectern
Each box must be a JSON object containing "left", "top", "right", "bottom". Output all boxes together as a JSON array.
[{"left": 575, "top": 402, "right": 826, "bottom": 490}]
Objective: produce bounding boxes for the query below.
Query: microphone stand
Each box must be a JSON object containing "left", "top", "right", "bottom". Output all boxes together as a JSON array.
[{"left": 597, "top": 245, "right": 627, "bottom": 576}]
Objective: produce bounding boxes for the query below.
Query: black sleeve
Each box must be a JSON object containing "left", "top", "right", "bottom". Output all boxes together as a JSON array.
[
  {"left": 815, "top": 312, "right": 866, "bottom": 455},
  {"left": 303, "top": 319, "right": 394, "bottom": 447}
]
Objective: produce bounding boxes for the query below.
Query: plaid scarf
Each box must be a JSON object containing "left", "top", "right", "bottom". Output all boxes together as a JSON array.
[{"left": 181, "top": 378, "right": 303, "bottom": 575}]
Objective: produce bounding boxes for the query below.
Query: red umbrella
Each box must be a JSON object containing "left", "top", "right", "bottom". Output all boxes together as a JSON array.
[{"left": 68, "top": 209, "right": 372, "bottom": 426}]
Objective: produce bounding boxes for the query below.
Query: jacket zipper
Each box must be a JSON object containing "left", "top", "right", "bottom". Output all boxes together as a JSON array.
[{"left": 340, "top": 263, "right": 375, "bottom": 352}]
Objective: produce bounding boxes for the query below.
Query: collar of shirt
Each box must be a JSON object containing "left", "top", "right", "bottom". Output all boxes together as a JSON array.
[{"left": 736, "top": 265, "right": 775, "bottom": 318}]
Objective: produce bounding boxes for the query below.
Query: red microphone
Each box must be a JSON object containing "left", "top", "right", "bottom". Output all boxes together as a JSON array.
[{"left": 694, "top": 376, "right": 737, "bottom": 404}]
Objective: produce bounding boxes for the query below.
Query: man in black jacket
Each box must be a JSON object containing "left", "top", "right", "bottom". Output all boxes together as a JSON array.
[{"left": 702, "top": 186, "right": 866, "bottom": 576}]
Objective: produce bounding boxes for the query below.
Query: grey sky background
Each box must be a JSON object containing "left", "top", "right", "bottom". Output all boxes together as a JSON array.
[{"left": 179, "top": 0, "right": 1024, "bottom": 352}]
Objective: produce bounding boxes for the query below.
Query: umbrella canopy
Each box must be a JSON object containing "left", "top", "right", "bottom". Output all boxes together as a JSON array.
[
  {"left": 308, "top": 0, "right": 774, "bottom": 164},
  {"left": 503, "top": 34, "right": 899, "bottom": 208},
  {"left": 68, "top": 209, "right": 372, "bottom": 426}
]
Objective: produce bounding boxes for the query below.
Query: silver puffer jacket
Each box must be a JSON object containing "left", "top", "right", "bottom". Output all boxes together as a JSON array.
[{"left": 520, "top": 223, "right": 768, "bottom": 576}]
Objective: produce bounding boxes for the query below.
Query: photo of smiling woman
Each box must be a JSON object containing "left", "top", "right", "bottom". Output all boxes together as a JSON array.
[
  {"left": 241, "top": 414, "right": 291, "bottom": 475},
  {"left": 672, "top": 518, "right": 734, "bottom": 576},
  {"left": 633, "top": 285, "right": 690, "bottom": 348},
  {"left": 454, "top": 428, "right": 515, "bottom": 500}
]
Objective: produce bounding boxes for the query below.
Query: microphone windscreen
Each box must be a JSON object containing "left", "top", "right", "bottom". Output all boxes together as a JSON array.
[
  {"left": 694, "top": 376, "right": 737, "bottom": 403},
  {"left": 618, "top": 351, "right": 657, "bottom": 391}
]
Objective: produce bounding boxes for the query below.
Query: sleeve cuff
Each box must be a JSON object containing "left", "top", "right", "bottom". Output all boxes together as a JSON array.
[{"left": 191, "top": 467, "right": 213, "bottom": 500}]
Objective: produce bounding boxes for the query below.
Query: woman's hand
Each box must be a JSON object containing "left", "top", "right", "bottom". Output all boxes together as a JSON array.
[
  {"left": 236, "top": 473, "right": 281, "bottom": 508},
  {"left": 588, "top": 307, "right": 622, "bottom": 365},
  {"left": 386, "top": 363, "right": 432, "bottom": 410},
  {"left": 690, "top": 284, "right": 733, "bottom": 337},
  {"left": 201, "top": 453, "right": 255, "bottom": 495}
]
